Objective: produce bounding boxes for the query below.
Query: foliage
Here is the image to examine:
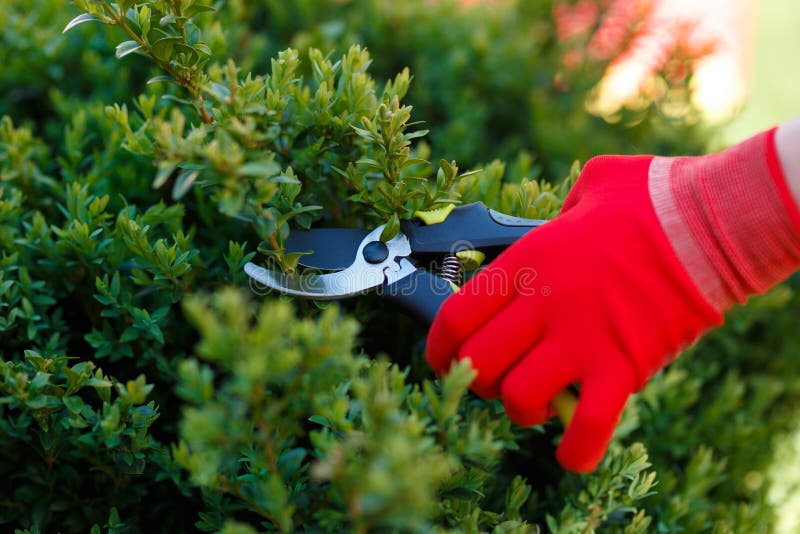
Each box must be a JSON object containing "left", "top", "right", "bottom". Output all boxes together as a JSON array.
[
  {"left": 87, "top": 0, "right": 472, "bottom": 266},
  {"left": 1, "top": 0, "right": 799, "bottom": 532},
  {"left": 208, "top": 0, "right": 710, "bottom": 177},
  {"left": 0, "top": 351, "right": 158, "bottom": 531}
]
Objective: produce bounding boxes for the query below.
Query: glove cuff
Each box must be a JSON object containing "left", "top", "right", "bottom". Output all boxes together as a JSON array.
[{"left": 649, "top": 128, "right": 800, "bottom": 311}]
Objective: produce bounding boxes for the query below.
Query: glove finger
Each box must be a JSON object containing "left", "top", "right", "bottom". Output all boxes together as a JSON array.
[
  {"left": 426, "top": 262, "right": 518, "bottom": 375},
  {"left": 555, "top": 364, "right": 636, "bottom": 473},
  {"left": 457, "top": 296, "right": 546, "bottom": 399},
  {"left": 500, "top": 339, "right": 579, "bottom": 427}
]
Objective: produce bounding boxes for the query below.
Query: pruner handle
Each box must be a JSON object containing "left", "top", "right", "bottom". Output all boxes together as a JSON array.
[
  {"left": 384, "top": 270, "right": 577, "bottom": 427},
  {"left": 401, "top": 202, "right": 547, "bottom": 258},
  {"left": 383, "top": 268, "right": 454, "bottom": 325}
]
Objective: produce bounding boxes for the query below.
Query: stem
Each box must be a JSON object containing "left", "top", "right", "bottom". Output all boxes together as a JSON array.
[
  {"left": 198, "top": 100, "right": 213, "bottom": 123},
  {"left": 99, "top": 1, "right": 213, "bottom": 124},
  {"left": 268, "top": 234, "right": 280, "bottom": 251},
  {"left": 221, "top": 478, "right": 279, "bottom": 524}
]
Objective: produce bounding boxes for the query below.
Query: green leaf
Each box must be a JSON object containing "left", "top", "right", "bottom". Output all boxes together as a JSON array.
[
  {"left": 281, "top": 251, "right": 311, "bottom": 274},
  {"left": 357, "top": 158, "right": 383, "bottom": 170},
  {"left": 308, "top": 415, "right": 332, "bottom": 429},
  {"left": 404, "top": 129, "right": 429, "bottom": 140},
  {"left": 173, "top": 169, "right": 200, "bottom": 199},
  {"left": 26, "top": 395, "right": 62, "bottom": 410},
  {"left": 137, "top": 5, "right": 152, "bottom": 35},
  {"left": 153, "top": 163, "right": 177, "bottom": 188},
  {"left": 151, "top": 36, "right": 181, "bottom": 62},
  {"left": 161, "top": 94, "right": 194, "bottom": 106},
  {"left": 63, "top": 396, "right": 85, "bottom": 415},
  {"left": 184, "top": 4, "right": 217, "bottom": 17},
  {"left": 24, "top": 350, "right": 47, "bottom": 371},
  {"left": 147, "top": 75, "right": 176, "bottom": 85},
  {"left": 380, "top": 214, "right": 400, "bottom": 242},
  {"left": 30, "top": 372, "right": 51, "bottom": 390},
  {"left": 270, "top": 174, "right": 301, "bottom": 185},
  {"left": 149, "top": 325, "right": 165, "bottom": 344},
  {"left": 87, "top": 377, "right": 113, "bottom": 388},
  {"left": 178, "top": 161, "right": 208, "bottom": 170},
  {"left": 277, "top": 448, "right": 307, "bottom": 478},
  {"left": 115, "top": 40, "right": 142, "bottom": 59},
  {"left": 173, "top": 43, "right": 200, "bottom": 64},
  {"left": 120, "top": 326, "right": 140, "bottom": 343},
  {"left": 63, "top": 13, "right": 100, "bottom": 33},
  {"left": 236, "top": 161, "right": 281, "bottom": 178},
  {"left": 194, "top": 43, "right": 212, "bottom": 57},
  {"left": 208, "top": 82, "right": 231, "bottom": 101}
]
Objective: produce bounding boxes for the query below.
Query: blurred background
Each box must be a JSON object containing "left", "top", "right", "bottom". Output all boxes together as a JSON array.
[
  {"left": 715, "top": 0, "right": 800, "bottom": 147},
  {"left": 723, "top": 1, "right": 800, "bottom": 530},
  {"left": 545, "top": 0, "right": 800, "bottom": 147}
]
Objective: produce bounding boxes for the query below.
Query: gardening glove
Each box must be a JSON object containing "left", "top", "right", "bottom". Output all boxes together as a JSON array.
[{"left": 427, "top": 127, "right": 800, "bottom": 472}]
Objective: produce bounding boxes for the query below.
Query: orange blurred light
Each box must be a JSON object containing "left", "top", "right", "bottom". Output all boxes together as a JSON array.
[{"left": 578, "top": 0, "right": 754, "bottom": 122}]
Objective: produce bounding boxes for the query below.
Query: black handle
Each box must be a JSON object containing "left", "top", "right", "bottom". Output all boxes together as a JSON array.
[
  {"left": 400, "top": 202, "right": 547, "bottom": 256},
  {"left": 382, "top": 269, "right": 455, "bottom": 324}
]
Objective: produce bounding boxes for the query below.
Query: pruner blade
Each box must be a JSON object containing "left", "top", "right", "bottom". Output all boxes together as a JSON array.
[{"left": 244, "top": 224, "right": 413, "bottom": 299}]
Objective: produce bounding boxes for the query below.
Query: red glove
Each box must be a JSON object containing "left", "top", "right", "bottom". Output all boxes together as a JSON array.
[{"left": 427, "top": 128, "right": 800, "bottom": 472}]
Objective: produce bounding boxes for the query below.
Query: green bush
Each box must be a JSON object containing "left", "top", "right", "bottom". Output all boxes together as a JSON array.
[{"left": 2, "top": 0, "right": 799, "bottom": 532}]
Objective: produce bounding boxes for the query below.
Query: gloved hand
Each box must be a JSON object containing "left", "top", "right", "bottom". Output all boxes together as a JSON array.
[{"left": 427, "top": 128, "right": 800, "bottom": 472}]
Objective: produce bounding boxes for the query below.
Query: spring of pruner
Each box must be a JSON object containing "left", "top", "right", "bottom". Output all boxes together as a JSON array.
[{"left": 439, "top": 254, "right": 464, "bottom": 286}]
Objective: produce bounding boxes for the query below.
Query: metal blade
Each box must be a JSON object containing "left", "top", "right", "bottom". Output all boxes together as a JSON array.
[
  {"left": 245, "top": 261, "right": 385, "bottom": 299},
  {"left": 285, "top": 228, "right": 370, "bottom": 270},
  {"left": 245, "top": 225, "right": 412, "bottom": 298}
]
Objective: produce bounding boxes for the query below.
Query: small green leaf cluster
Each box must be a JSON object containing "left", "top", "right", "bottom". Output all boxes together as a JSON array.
[
  {"left": 343, "top": 92, "right": 466, "bottom": 239},
  {"left": 173, "top": 290, "right": 543, "bottom": 532},
  {"left": 546, "top": 443, "right": 657, "bottom": 533},
  {"left": 456, "top": 158, "right": 580, "bottom": 221},
  {"left": 169, "top": 288, "right": 659, "bottom": 532},
  {"left": 0, "top": 351, "right": 158, "bottom": 530},
  {"left": 68, "top": 0, "right": 217, "bottom": 122},
  {"left": 67, "top": 2, "right": 474, "bottom": 266},
  {"left": 0, "top": 115, "right": 198, "bottom": 367}
]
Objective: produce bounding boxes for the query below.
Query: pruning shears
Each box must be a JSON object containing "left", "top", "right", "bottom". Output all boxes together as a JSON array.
[{"left": 244, "top": 202, "right": 577, "bottom": 424}]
